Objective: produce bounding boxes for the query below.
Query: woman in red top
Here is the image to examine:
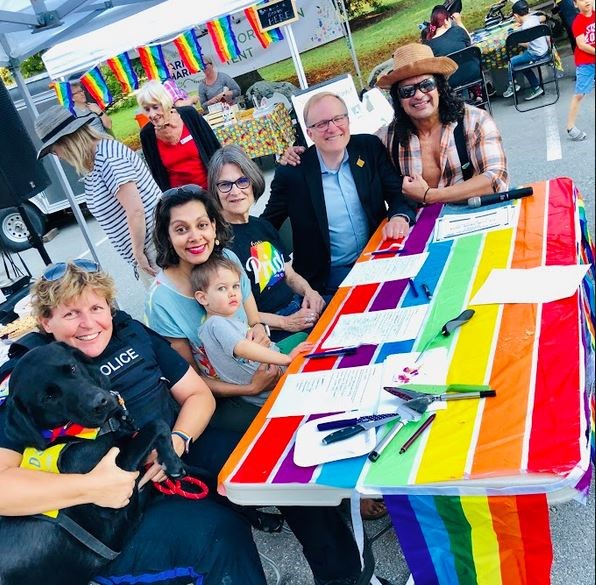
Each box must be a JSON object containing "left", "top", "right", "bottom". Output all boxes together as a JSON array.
[{"left": 138, "top": 81, "right": 221, "bottom": 191}]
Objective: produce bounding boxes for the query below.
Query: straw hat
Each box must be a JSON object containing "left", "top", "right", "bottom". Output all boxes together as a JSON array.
[
  {"left": 35, "top": 105, "right": 92, "bottom": 159},
  {"left": 376, "top": 43, "right": 458, "bottom": 89}
]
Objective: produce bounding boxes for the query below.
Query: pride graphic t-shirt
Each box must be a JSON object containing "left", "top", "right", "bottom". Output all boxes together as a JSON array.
[{"left": 230, "top": 217, "right": 295, "bottom": 313}]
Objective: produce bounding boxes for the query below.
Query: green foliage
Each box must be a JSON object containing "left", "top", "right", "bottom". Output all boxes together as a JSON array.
[
  {"left": 344, "top": 0, "right": 383, "bottom": 18},
  {"left": 19, "top": 53, "right": 45, "bottom": 78},
  {"left": 0, "top": 67, "right": 13, "bottom": 86}
]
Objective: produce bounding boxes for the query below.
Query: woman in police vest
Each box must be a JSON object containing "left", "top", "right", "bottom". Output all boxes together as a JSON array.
[{"left": 0, "top": 260, "right": 267, "bottom": 585}]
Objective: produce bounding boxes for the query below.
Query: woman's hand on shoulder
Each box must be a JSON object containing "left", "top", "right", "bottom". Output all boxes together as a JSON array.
[
  {"left": 134, "top": 251, "right": 158, "bottom": 277},
  {"left": 86, "top": 447, "right": 138, "bottom": 508},
  {"left": 279, "top": 145, "right": 305, "bottom": 167}
]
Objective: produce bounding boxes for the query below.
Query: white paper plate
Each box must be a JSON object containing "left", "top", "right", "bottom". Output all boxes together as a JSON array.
[
  {"left": 293, "top": 412, "right": 377, "bottom": 467},
  {"left": 14, "top": 295, "right": 32, "bottom": 317}
]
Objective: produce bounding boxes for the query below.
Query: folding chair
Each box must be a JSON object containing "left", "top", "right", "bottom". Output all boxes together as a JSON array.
[
  {"left": 447, "top": 45, "right": 493, "bottom": 115},
  {"left": 505, "top": 24, "right": 560, "bottom": 112}
]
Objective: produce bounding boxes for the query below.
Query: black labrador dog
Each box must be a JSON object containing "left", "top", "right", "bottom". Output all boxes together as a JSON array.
[{"left": 0, "top": 342, "right": 186, "bottom": 585}]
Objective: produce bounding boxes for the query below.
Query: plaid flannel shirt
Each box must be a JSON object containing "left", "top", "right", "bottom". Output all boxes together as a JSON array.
[{"left": 377, "top": 104, "right": 509, "bottom": 193}]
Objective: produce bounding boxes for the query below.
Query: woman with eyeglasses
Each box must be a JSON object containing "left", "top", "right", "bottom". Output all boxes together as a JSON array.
[
  {"left": 70, "top": 80, "right": 113, "bottom": 134},
  {"left": 146, "top": 184, "right": 280, "bottom": 433},
  {"left": 0, "top": 260, "right": 268, "bottom": 585},
  {"left": 138, "top": 80, "right": 221, "bottom": 192},
  {"left": 197, "top": 55, "right": 241, "bottom": 109},
  {"left": 35, "top": 105, "right": 160, "bottom": 285},
  {"left": 207, "top": 145, "right": 326, "bottom": 346}
]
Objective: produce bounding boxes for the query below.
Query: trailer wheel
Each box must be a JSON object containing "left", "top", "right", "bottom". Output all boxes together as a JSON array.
[{"left": 0, "top": 205, "right": 47, "bottom": 252}]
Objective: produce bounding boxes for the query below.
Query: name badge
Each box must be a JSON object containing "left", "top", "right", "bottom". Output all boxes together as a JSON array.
[{"left": 180, "top": 134, "right": 194, "bottom": 145}]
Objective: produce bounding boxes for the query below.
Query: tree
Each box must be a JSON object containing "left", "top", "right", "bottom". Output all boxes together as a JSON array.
[{"left": 342, "top": 0, "right": 382, "bottom": 18}]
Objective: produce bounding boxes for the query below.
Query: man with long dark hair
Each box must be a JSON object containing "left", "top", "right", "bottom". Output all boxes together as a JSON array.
[{"left": 375, "top": 43, "right": 509, "bottom": 206}]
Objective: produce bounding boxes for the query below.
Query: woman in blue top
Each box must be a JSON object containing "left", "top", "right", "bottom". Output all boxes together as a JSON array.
[{"left": 145, "top": 186, "right": 281, "bottom": 430}]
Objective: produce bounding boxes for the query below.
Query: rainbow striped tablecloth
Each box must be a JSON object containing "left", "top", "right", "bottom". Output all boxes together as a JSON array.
[{"left": 219, "top": 178, "right": 594, "bottom": 584}]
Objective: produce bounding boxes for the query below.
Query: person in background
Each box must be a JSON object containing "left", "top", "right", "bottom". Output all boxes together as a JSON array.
[
  {"left": 264, "top": 92, "right": 416, "bottom": 298},
  {"left": 502, "top": 0, "right": 549, "bottom": 101},
  {"left": 0, "top": 261, "right": 268, "bottom": 585},
  {"left": 138, "top": 80, "right": 220, "bottom": 191},
  {"left": 424, "top": 4, "right": 483, "bottom": 94},
  {"left": 566, "top": 0, "right": 595, "bottom": 140},
  {"left": 443, "top": 0, "right": 465, "bottom": 29},
  {"left": 556, "top": 0, "right": 580, "bottom": 50},
  {"left": 207, "top": 145, "right": 326, "bottom": 344},
  {"left": 70, "top": 80, "right": 112, "bottom": 134},
  {"left": 35, "top": 106, "right": 159, "bottom": 285},
  {"left": 198, "top": 55, "right": 241, "bottom": 109},
  {"left": 164, "top": 61, "right": 200, "bottom": 107}
]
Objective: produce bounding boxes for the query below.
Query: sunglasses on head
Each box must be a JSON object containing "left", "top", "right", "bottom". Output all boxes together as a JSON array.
[
  {"left": 397, "top": 77, "right": 437, "bottom": 99},
  {"left": 42, "top": 259, "right": 100, "bottom": 281},
  {"left": 216, "top": 176, "right": 251, "bottom": 194},
  {"left": 162, "top": 184, "right": 205, "bottom": 199}
]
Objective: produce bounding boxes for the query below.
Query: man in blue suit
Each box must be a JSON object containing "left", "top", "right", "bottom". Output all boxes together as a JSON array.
[{"left": 263, "top": 92, "right": 417, "bottom": 297}]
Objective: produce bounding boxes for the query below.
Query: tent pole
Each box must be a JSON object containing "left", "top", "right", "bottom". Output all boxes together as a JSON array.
[
  {"left": 9, "top": 64, "right": 102, "bottom": 266},
  {"left": 333, "top": 0, "right": 364, "bottom": 90},
  {"left": 282, "top": 24, "right": 308, "bottom": 90}
]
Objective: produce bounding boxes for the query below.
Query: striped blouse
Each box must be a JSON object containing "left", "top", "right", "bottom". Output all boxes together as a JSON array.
[
  {"left": 84, "top": 139, "right": 161, "bottom": 266},
  {"left": 377, "top": 104, "right": 509, "bottom": 193}
]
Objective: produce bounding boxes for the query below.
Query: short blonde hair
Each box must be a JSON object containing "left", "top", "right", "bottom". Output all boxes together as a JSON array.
[
  {"left": 136, "top": 80, "right": 174, "bottom": 111},
  {"left": 303, "top": 92, "right": 348, "bottom": 126},
  {"left": 31, "top": 263, "right": 117, "bottom": 321},
  {"left": 55, "top": 124, "right": 107, "bottom": 175}
]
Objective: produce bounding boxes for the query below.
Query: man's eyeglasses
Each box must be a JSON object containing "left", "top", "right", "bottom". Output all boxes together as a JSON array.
[
  {"left": 216, "top": 177, "right": 251, "bottom": 194},
  {"left": 42, "top": 259, "right": 100, "bottom": 281},
  {"left": 307, "top": 113, "right": 349, "bottom": 132},
  {"left": 397, "top": 77, "right": 437, "bottom": 99}
]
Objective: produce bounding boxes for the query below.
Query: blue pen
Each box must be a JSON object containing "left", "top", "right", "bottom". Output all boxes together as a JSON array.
[
  {"left": 370, "top": 248, "right": 403, "bottom": 256},
  {"left": 409, "top": 278, "right": 419, "bottom": 297}
]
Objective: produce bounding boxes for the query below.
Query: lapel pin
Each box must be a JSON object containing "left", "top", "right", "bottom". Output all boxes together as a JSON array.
[{"left": 356, "top": 157, "right": 365, "bottom": 167}]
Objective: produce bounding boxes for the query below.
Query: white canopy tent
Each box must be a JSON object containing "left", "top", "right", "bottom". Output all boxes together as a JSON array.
[{"left": 0, "top": 0, "right": 362, "bottom": 263}]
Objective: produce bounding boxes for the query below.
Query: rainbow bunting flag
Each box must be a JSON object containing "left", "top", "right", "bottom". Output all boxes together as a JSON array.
[
  {"left": 173, "top": 29, "right": 205, "bottom": 74},
  {"left": 50, "top": 81, "right": 74, "bottom": 112},
  {"left": 244, "top": 6, "right": 284, "bottom": 48},
  {"left": 206, "top": 15, "right": 241, "bottom": 63},
  {"left": 137, "top": 44, "right": 169, "bottom": 81},
  {"left": 80, "top": 67, "right": 112, "bottom": 110},
  {"left": 106, "top": 52, "right": 139, "bottom": 94},
  {"left": 386, "top": 493, "right": 553, "bottom": 584}
]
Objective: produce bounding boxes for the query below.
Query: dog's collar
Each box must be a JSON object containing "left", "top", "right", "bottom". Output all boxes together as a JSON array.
[{"left": 41, "top": 391, "right": 136, "bottom": 445}]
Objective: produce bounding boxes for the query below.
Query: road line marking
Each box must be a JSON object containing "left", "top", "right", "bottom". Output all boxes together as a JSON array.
[
  {"left": 76, "top": 236, "right": 108, "bottom": 259},
  {"left": 544, "top": 105, "right": 562, "bottom": 162}
]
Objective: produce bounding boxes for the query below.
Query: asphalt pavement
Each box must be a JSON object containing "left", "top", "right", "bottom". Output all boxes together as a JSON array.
[{"left": 10, "top": 43, "right": 595, "bottom": 585}]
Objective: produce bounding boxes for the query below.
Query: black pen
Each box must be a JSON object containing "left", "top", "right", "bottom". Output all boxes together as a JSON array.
[
  {"left": 305, "top": 345, "right": 359, "bottom": 359},
  {"left": 421, "top": 283, "right": 432, "bottom": 300},
  {"left": 408, "top": 278, "right": 419, "bottom": 297}
]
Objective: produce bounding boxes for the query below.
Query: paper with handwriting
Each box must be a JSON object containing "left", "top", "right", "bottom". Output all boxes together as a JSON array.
[
  {"left": 339, "top": 253, "right": 428, "bottom": 287},
  {"left": 321, "top": 305, "right": 428, "bottom": 350},
  {"left": 266, "top": 364, "right": 382, "bottom": 418}
]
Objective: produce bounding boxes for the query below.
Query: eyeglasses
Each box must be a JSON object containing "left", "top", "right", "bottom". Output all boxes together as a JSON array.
[
  {"left": 216, "top": 176, "right": 251, "bottom": 194},
  {"left": 397, "top": 77, "right": 437, "bottom": 99},
  {"left": 307, "top": 113, "right": 349, "bottom": 132},
  {"left": 42, "top": 259, "right": 100, "bottom": 281}
]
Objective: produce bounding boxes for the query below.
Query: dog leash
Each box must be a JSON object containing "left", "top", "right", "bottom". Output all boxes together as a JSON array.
[{"left": 152, "top": 475, "right": 209, "bottom": 499}]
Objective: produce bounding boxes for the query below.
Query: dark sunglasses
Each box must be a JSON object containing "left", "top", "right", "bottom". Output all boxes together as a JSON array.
[
  {"left": 42, "top": 259, "right": 100, "bottom": 281},
  {"left": 397, "top": 77, "right": 437, "bottom": 99},
  {"left": 216, "top": 176, "right": 251, "bottom": 194},
  {"left": 162, "top": 184, "right": 206, "bottom": 198}
]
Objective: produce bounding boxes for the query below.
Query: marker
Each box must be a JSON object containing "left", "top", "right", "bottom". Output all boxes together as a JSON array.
[
  {"left": 369, "top": 248, "right": 403, "bottom": 256},
  {"left": 368, "top": 419, "right": 407, "bottom": 462},
  {"left": 421, "top": 283, "right": 432, "bottom": 300},
  {"left": 408, "top": 278, "right": 419, "bottom": 297},
  {"left": 305, "top": 345, "right": 359, "bottom": 359},
  {"left": 399, "top": 413, "right": 436, "bottom": 454}
]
